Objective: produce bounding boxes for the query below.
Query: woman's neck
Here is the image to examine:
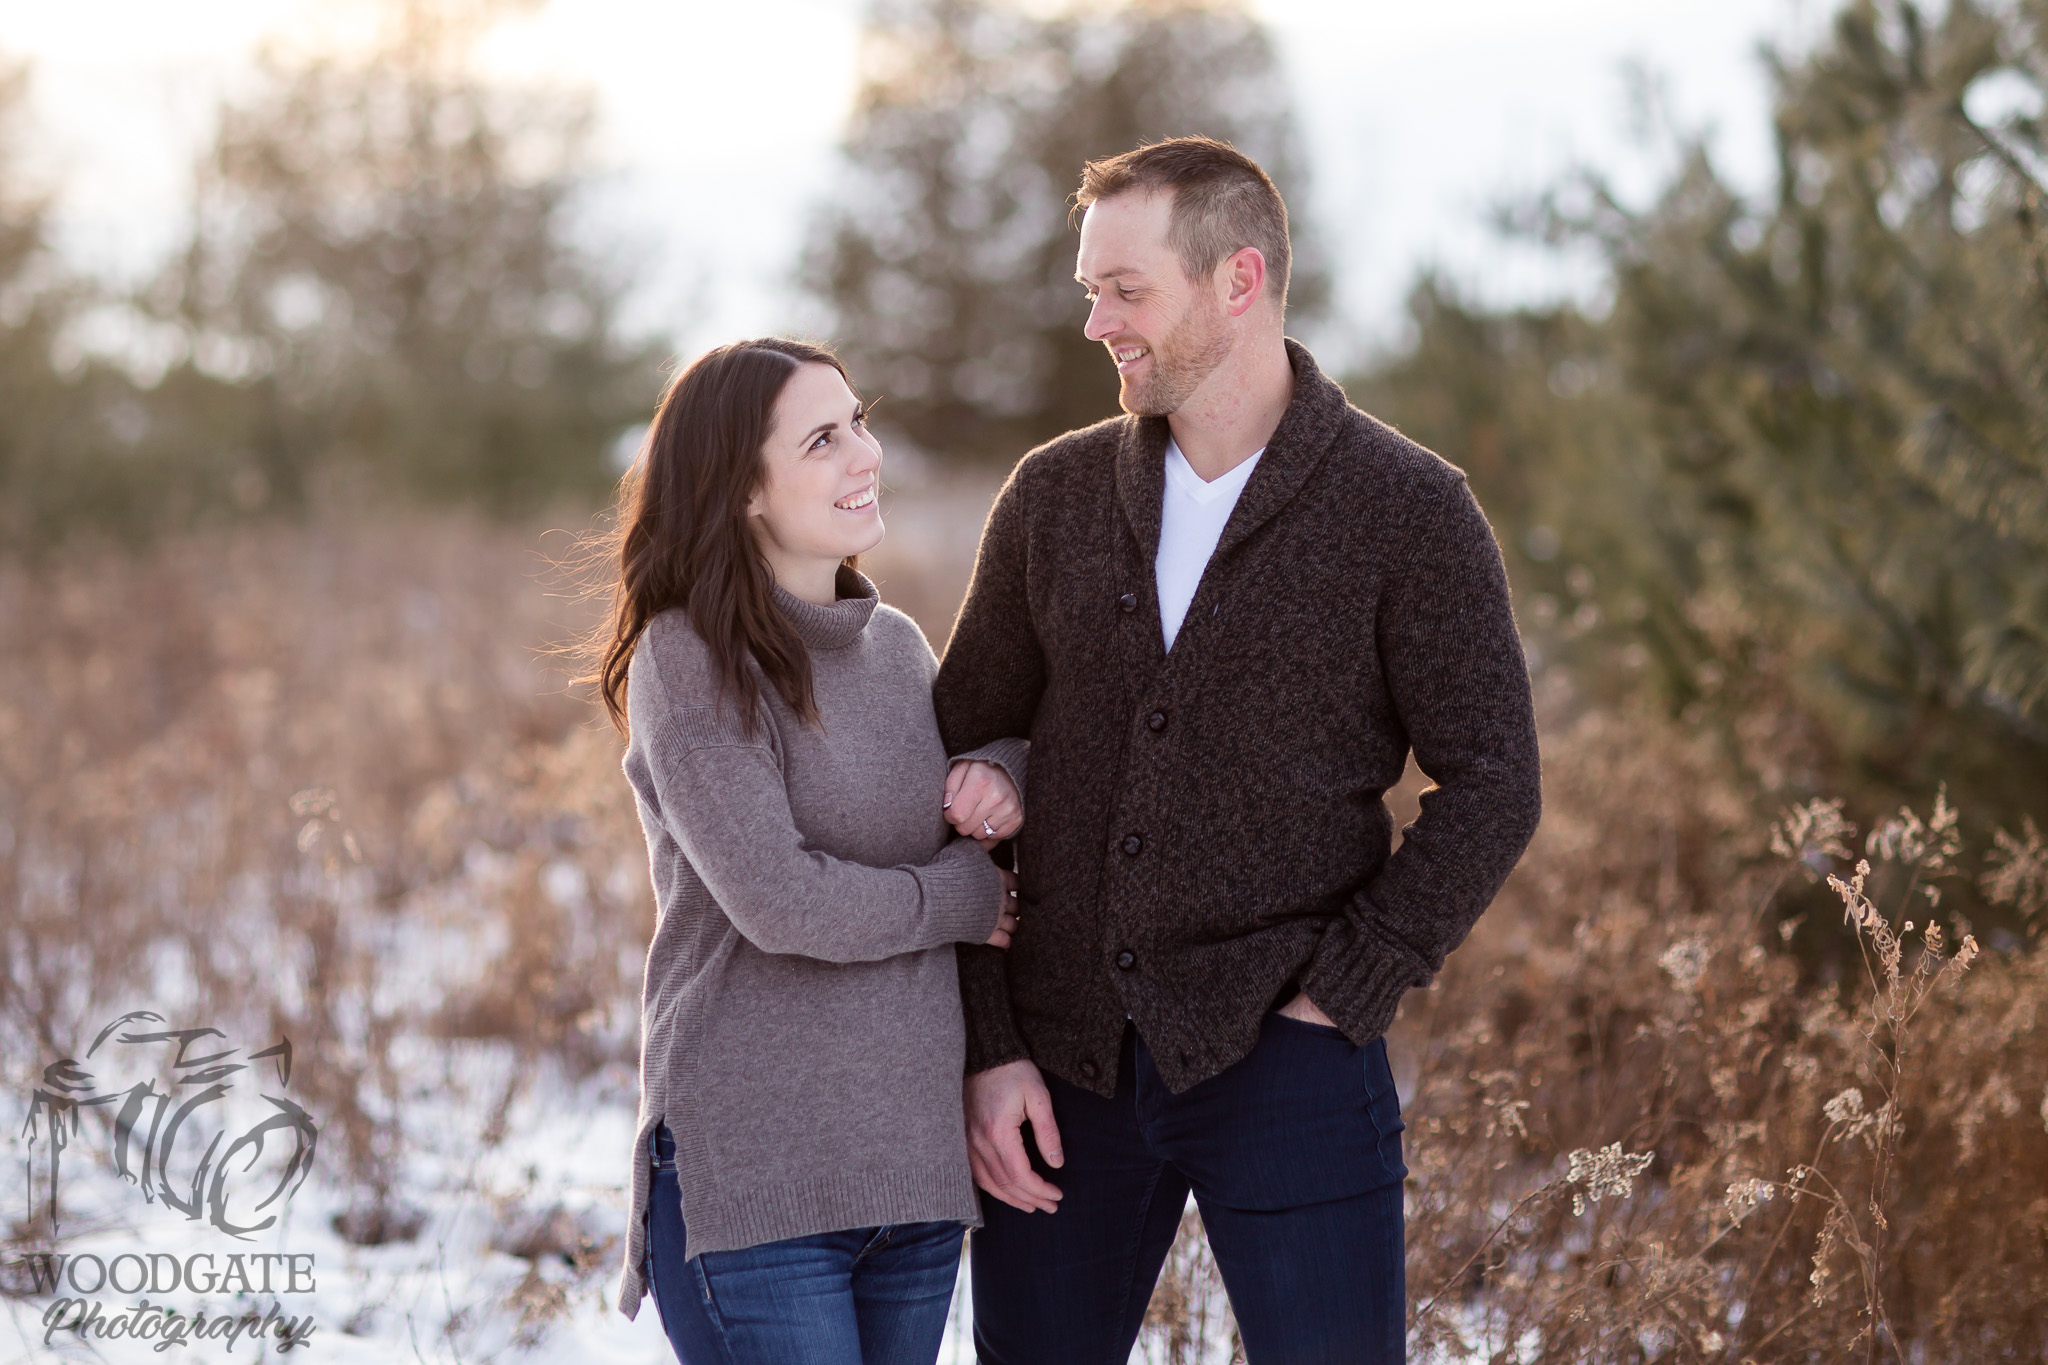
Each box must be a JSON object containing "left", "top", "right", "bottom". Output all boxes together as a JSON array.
[{"left": 765, "top": 550, "right": 842, "bottom": 606}]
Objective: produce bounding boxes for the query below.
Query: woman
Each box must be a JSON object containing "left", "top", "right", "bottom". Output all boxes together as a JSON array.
[{"left": 591, "top": 338, "right": 1026, "bottom": 1363}]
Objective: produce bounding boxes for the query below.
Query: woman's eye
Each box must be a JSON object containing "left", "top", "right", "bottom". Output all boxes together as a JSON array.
[
  {"left": 809, "top": 431, "right": 832, "bottom": 452},
  {"left": 851, "top": 406, "right": 868, "bottom": 428}
]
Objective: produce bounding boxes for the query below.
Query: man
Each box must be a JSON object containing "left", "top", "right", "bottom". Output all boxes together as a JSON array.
[{"left": 934, "top": 137, "right": 1542, "bottom": 1364}]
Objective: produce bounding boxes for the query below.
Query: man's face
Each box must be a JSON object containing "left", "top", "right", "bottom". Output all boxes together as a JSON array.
[{"left": 1075, "top": 190, "right": 1231, "bottom": 417}]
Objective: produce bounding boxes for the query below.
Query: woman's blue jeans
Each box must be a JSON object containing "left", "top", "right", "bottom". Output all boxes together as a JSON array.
[{"left": 643, "top": 1123, "right": 964, "bottom": 1365}]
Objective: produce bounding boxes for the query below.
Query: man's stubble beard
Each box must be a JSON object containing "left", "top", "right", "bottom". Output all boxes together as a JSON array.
[{"left": 1118, "top": 295, "right": 1233, "bottom": 418}]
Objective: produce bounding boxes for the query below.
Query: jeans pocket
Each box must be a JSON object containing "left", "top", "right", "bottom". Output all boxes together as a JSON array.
[{"left": 650, "top": 1121, "right": 678, "bottom": 1174}]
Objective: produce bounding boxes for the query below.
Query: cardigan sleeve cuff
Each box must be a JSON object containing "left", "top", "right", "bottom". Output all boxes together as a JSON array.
[
  {"left": 1297, "top": 913, "right": 1434, "bottom": 1047},
  {"left": 910, "top": 839, "right": 1006, "bottom": 947},
  {"left": 957, "top": 944, "right": 1030, "bottom": 1075},
  {"left": 949, "top": 737, "right": 1028, "bottom": 796}
]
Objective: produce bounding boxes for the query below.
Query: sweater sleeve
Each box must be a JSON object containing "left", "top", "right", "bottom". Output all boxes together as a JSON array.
[
  {"left": 948, "top": 737, "right": 1028, "bottom": 795},
  {"left": 634, "top": 705, "right": 1005, "bottom": 964},
  {"left": 1298, "top": 475, "right": 1543, "bottom": 1043},
  {"left": 935, "top": 467, "right": 1045, "bottom": 1074}
]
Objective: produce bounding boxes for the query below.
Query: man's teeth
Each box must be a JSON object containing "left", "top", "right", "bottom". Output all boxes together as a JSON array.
[
  {"left": 1114, "top": 346, "right": 1150, "bottom": 370},
  {"left": 835, "top": 486, "right": 875, "bottom": 510}
]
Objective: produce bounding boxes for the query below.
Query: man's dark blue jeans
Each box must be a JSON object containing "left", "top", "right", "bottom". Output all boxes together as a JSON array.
[
  {"left": 643, "top": 1123, "right": 964, "bottom": 1364},
  {"left": 971, "top": 1013, "right": 1408, "bottom": 1364}
]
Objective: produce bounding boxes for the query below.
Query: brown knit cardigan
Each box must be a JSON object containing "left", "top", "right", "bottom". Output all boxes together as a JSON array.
[{"left": 934, "top": 339, "right": 1542, "bottom": 1097}]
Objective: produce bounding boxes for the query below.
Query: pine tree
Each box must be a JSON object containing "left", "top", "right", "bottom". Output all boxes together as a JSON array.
[
  {"left": 1356, "top": 0, "right": 2048, "bottom": 837},
  {"left": 147, "top": 1, "right": 661, "bottom": 514}
]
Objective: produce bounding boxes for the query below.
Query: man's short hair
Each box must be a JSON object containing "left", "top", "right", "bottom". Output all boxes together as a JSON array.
[{"left": 1075, "top": 136, "right": 1292, "bottom": 312}]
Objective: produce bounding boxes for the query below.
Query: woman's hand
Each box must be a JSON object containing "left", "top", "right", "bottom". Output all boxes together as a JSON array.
[
  {"left": 944, "top": 760, "right": 1023, "bottom": 850},
  {"left": 986, "top": 867, "right": 1020, "bottom": 948}
]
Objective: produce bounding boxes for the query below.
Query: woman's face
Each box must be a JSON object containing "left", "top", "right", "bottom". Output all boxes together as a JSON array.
[{"left": 748, "top": 362, "right": 885, "bottom": 590}]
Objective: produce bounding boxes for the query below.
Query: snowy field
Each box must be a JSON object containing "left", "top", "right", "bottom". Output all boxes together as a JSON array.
[{"left": 1, "top": 1047, "right": 1090, "bottom": 1365}]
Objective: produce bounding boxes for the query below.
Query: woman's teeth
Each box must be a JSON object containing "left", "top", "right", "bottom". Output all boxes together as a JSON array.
[{"left": 834, "top": 485, "right": 875, "bottom": 511}]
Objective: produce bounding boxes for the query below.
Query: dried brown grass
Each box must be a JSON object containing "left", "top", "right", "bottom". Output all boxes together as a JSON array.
[
  {"left": 1382, "top": 698, "right": 2048, "bottom": 1362},
  {"left": 5, "top": 490, "right": 2046, "bottom": 1359},
  {"left": 0, "top": 507, "right": 648, "bottom": 1231}
]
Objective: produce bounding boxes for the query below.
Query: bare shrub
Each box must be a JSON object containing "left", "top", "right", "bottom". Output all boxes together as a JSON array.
[
  {"left": 0, "top": 508, "right": 646, "bottom": 1230},
  {"left": 1390, "top": 706, "right": 2047, "bottom": 1361}
]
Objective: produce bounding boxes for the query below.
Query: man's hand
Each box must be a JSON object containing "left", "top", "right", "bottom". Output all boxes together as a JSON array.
[
  {"left": 1279, "top": 990, "right": 1337, "bottom": 1029},
  {"left": 987, "top": 868, "right": 1020, "bottom": 948},
  {"left": 964, "top": 1059, "right": 1064, "bottom": 1213},
  {"left": 945, "top": 760, "right": 1023, "bottom": 850}
]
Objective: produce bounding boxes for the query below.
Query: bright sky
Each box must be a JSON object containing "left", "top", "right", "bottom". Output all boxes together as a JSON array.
[{"left": 2, "top": 0, "right": 1818, "bottom": 368}]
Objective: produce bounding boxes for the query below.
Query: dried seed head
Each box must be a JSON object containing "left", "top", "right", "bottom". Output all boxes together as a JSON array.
[
  {"left": 1659, "top": 936, "right": 1711, "bottom": 993},
  {"left": 1564, "top": 1142, "right": 1654, "bottom": 1215},
  {"left": 1724, "top": 1177, "right": 1777, "bottom": 1225},
  {"left": 1823, "top": 1086, "right": 1866, "bottom": 1125}
]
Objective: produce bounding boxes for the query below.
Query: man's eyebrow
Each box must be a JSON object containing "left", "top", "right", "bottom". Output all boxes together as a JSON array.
[{"left": 1075, "top": 267, "right": 1137, "bottom": 285}]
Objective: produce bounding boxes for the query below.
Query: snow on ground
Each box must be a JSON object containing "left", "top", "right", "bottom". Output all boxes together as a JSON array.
[
  {"left": 1, "top": 1038, "right": 1025, "bottom": 1365},
  {"left": 4, "top": 1043, "right": 661, "bottom": 1363},
  {"left": 5, "top": 1024, "right": 1253, "bottom": 1364}
]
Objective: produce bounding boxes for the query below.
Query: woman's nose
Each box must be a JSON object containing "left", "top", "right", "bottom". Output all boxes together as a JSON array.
[{"left": 852, "top": 431, "right": 882, "bottom": 473}]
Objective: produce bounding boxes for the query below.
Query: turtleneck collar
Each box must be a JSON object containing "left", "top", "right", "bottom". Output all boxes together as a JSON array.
[{"left": 771, "top": 565, "right": 879, "bottom": 650}]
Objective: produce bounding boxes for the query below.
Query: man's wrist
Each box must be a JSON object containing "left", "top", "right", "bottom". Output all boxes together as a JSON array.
[{"left": 1279, "top": 990, "right": 1336, "bottom": 1028}]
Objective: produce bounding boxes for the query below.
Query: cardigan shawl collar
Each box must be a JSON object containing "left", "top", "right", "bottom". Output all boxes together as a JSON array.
[{"left": 1110, "top": 337, "right": 1351, "bottom": 668}]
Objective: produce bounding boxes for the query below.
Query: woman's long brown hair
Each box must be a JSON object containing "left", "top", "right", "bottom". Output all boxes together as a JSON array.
[{"left": 585, "top": 337, "right": 856, "bottom": 737}]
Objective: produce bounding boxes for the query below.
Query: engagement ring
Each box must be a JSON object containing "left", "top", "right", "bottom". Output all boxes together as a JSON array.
[{"left": 981, "top": 819, "right": 997, "bottom": 838}]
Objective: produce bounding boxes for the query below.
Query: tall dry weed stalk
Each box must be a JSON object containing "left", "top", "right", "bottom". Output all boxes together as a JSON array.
[
  {"left": 1, "top": 512, "right": 647, "bottom": 1256},
  {"left": 1389, "top": 703, "right": 2048, "bottom": 1362},
  {"left": 7, "top": 512, "right": 2047, "bottom": 1358}
]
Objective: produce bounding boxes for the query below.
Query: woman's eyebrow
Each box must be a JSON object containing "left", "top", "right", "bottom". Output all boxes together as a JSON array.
[{"left": 798, "top": 420, "right": 837, "bottom": 445}]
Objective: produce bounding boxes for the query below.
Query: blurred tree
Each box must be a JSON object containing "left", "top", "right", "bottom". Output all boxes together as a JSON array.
[
  {"left": 144, "top": 0, "right": 662, "bottom": 516},
  {"left": 1357, "top": 0, "right": 2048, "bottom": 838},
  {"left": 0, "top": 55, "right": 66, "bottom": 545},
  {"left": 0, "top": 56, "right": 143, "bottom": 550},
  {"left": 803, "top": 0, "right": 1328, "bottom": 464}
]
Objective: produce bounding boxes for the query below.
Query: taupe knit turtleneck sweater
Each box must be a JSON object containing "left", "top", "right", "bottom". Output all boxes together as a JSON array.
[{"left": 613, "top": 568, "right": 1023, "bottom": 1320}]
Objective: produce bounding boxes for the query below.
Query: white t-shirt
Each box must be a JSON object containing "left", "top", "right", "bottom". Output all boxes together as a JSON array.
[{"left": 1155, "top": 436, "right": 1264, "bottom": 652}]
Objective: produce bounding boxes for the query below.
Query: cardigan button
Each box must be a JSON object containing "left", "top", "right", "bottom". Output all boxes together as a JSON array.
[
  {"left": 1115, "top": 949, "right": 1136, "bottom": 971},
  {"left": 1120, "top": 834, "right": 1143, "bottom": 856},
  {"left": 1118, "top": 592, "right": 1138, "bottom": 613},
  {"left": 1147, "top": 709, "right": 1168, "bottom": 732},
  {"left": 1079, "top": 1059, "right": 1099, "bottom": 1080}
]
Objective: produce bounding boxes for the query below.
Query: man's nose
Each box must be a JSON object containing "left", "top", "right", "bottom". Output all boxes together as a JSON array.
[{"left": 1084, "top": 295, "right": 1117, "bottom": 342}]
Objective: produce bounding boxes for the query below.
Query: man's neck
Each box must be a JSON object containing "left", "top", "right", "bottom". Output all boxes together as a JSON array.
[{"left": 1165, "top": 331, "right": 1294, "bottom": 483}]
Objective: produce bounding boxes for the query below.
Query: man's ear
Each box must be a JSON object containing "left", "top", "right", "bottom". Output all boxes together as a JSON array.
[{"left": 1220, "top": 246, "right": 1267, "bottom": 319}]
